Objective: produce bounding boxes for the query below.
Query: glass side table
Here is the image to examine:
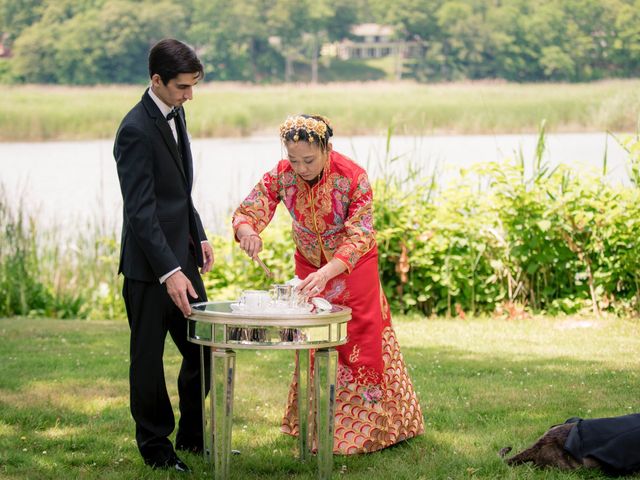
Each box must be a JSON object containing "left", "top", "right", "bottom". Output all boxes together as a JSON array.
[{"left": 187, "top": 301, "right": 351, "bottom": 480}]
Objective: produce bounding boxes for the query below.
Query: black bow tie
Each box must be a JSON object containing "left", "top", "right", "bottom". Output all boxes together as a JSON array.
[{"left": 166, "top": 108, "right": 179, "bottom": 121}]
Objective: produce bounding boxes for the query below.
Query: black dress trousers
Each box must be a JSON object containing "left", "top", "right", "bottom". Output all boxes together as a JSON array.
[{"left": 123, "top": 249, "right": 209, "bottom": 466}]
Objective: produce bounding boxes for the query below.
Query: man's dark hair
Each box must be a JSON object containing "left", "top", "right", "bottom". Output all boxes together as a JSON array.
[{"left": 148, "top": 38, "right": 204, "bottom": 85}]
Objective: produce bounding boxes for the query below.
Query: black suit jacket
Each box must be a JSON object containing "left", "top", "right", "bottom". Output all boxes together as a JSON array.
[{"left": 114, "top": 89, "right": 206, "bottom": 282}]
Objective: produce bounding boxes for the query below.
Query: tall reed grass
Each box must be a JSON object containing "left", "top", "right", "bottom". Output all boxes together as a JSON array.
[
  {"left": 374, "top": 126, "right": 640, "bottom": 317},
  {"left": 2, "top": 128, "right": 640, "bottom": 320},
  {"left": 2, "top": 80, "right": 639, "bottom": 141},
  {"left": 0, "top": 185, "right": 124, "bottom": 319}
]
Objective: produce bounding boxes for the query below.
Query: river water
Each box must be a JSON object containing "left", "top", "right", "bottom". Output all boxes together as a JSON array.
[{"left": 0, "top": 133, "right": 630, "bottom": 234}]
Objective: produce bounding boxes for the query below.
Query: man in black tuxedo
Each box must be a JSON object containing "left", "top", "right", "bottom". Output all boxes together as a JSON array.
[{"left": 113, "top": 38, "right": 214, "bottom": 472}]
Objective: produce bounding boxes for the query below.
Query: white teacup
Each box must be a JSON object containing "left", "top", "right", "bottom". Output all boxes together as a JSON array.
[{"left": 240, "top": 290, "right": 271, "bottom": 311}]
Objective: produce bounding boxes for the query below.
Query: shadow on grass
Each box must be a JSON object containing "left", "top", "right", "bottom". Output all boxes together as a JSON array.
[{"left": 1, "top": 318, "right": 637, "bottom": 479}]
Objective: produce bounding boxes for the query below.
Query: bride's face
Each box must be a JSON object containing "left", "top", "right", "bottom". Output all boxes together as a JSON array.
[{"left": 285, "top": 140, "right": 331, "bottom": 182}]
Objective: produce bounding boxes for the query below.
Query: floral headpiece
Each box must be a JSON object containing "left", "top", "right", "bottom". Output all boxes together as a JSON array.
[{"left": 279, "top": 115, "right": 332, "bottom": 144}]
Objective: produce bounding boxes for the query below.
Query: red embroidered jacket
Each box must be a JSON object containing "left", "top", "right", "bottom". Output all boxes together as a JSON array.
[{"left": 232, "top": 150, "right": 376, "bottom": 272}]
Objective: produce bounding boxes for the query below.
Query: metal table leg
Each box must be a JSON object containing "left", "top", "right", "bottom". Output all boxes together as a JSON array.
[
  {"left": 202, "top": 347, "right": 236, "bottom": 480},
  {"left": 296, "top": 349, "right": 313, "bottom": 461},
  {"left": 200, "top": 346, "right": 210, "bottom": 462},
  {"left": 201, "top": 347, "right": 336, "bottom": 480},
  {"left": 314, "top": 348, "right": 338, "bottom": 480}
]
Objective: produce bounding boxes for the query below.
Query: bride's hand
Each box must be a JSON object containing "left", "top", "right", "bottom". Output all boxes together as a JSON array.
[
  {"left": 239, "top": 232, "right": 263, "bottom": 259},
  {"left": 298, "top": 270, "right": 329, "bottom": 298}
]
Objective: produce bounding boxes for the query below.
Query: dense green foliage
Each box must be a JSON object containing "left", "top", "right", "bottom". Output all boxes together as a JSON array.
[
  {"left": 1, "top": 131, "right": 640, "bottom": 320},
  {"left": 2, "top": 0, "right": 640, "bottom": 84},
  {"left": 1, "top": 316, "right": 639, "bottom": 479},
  {"left": 376, "top": 128, "right": 640, "bottom": 316},
  {"left": 0, "top": 190, "right": 58, "bottom": 317},
  {"left": 0, "top": 185, "right": 122, "bottom": 319}
]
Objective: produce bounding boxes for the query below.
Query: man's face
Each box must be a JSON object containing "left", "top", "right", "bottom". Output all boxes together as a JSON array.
[{"left": 151, "top": 72, "right": 200, "bottom": 108}]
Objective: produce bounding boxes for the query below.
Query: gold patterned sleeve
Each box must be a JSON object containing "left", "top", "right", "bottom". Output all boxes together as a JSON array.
[
  {"left": 333, "top": 172, "right": 376, "bottom": 272},
  {"left": 232, "top": 165, "right": 281, "bottom": 237}
]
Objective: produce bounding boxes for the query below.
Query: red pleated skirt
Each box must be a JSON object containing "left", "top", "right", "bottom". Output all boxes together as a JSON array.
[{"left": 281, "top": 246, "right": 425, "bottom": 454}]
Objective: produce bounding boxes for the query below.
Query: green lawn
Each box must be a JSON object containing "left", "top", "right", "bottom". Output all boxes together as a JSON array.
[
  {"left": 0, "top": 316, "right": 638, "bottom": 479},
  {"left": 2, "top": 80, "right": 639, "bottom": 141}
]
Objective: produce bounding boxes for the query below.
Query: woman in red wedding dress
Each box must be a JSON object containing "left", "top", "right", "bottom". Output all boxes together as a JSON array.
[{"left": 232, "top": 114, "right": 424, "bottom": 454}]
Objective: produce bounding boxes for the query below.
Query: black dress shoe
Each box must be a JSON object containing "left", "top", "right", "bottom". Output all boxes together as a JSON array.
[
  {"left": 151, "top": 455, "right": 191, "bottom": 473},
  {"left": 172, "top": 456, "right": 191, "bottom": 473}
]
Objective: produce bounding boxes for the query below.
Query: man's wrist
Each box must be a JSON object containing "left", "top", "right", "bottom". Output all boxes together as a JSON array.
[{"left": 159, "top": 266, "right": 181, "bottom": 284}]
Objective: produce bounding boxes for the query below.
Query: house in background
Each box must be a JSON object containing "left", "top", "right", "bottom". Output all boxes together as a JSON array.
[
  {"left": 322, "top": 23, "right": 421, "bottom": 79},
  {"left": 267, "top": 23, "right": 424, "bottom": 82},
  {"left": 335, "top": 24, "right": 396, "bottom": 60}
]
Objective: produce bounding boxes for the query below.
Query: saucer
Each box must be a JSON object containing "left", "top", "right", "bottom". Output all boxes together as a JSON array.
[
  {"left": 311, "top": 297, "right": 332, "bottom": 311},
  {"left": 229, "top": 302, "right": 247, "bottom": 312}
]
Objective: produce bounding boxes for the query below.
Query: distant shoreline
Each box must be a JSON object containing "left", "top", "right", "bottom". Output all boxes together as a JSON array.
[{"left": 2, "top": 80, "right": 639, "bottom": 142}]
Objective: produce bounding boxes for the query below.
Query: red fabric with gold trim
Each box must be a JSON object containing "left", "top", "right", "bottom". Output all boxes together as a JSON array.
[
  {"left": 280, "top": 248, "right": 424, "bottom": 454},
  {"left": 232, "top": 150, "right": 376, "bottom": 272},
  {"left": 297, "top": 247, "right": 385, "bottom": 386},
  {"left": 233, "top": 149, "right": 424, "bottom": 454}
]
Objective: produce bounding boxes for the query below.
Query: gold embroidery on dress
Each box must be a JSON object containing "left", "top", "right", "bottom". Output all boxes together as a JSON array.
[
  {"left": 234, "top": 153, "right": 377, "bottom": 271},
  {"left": 381, "top": 290, "right": 390, "bottom": 322},
  {"left": 349, "top": 344, "right": 360, "bottom": 363},
  {"left": 281, "top": 325, "right": 425, "bottom": 454}
]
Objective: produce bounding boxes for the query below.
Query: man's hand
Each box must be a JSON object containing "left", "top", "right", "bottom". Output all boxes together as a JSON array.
[
  {"left": 165, "top": 270, "right": 198, "bottom": 317},
  {"left": 201, "top": 241, "right": 214, "bottom": 273}
]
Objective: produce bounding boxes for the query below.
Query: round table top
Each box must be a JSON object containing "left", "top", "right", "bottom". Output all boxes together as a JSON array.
[
  {"left": 187, "top": 301, "right": 351, "bottom": 350},
  {"left": 188, "top": 301, "right": 351, "bottom": 327}
]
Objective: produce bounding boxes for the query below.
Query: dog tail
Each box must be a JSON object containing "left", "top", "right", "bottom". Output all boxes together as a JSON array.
[
  {"left": 503, "top": 445, "right": 538, "bottom": 465},
  {"left": 499, "top": 445, "right": 535, "bottom": 464}
]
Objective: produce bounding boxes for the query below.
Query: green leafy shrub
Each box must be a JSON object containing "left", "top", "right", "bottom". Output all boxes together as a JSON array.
[
  {"left": 3, "top": 131, "right": 640, "bottom": 319},
  {"left": 375, "top": 129, "right": 640, "bottom": 317},
  {"left": 0, "top": 189, "right": 63, "bottom": 317}
]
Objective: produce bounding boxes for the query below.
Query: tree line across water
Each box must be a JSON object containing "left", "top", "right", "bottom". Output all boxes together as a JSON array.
[{"left": 1, "top": 0, "right": 640, "bottom": 84}]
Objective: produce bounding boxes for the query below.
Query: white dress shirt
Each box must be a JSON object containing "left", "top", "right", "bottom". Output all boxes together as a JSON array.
[
  {"left": 148, "top": 87, "right": 178, "bottom": 143},
  {"left": 147, "top": 86, "right": 208, "bottom": 284}
]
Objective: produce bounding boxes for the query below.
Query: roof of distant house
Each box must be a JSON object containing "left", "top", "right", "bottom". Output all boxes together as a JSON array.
[{"left": 351, "top": 23, "right": 394, "bottom": 37}]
